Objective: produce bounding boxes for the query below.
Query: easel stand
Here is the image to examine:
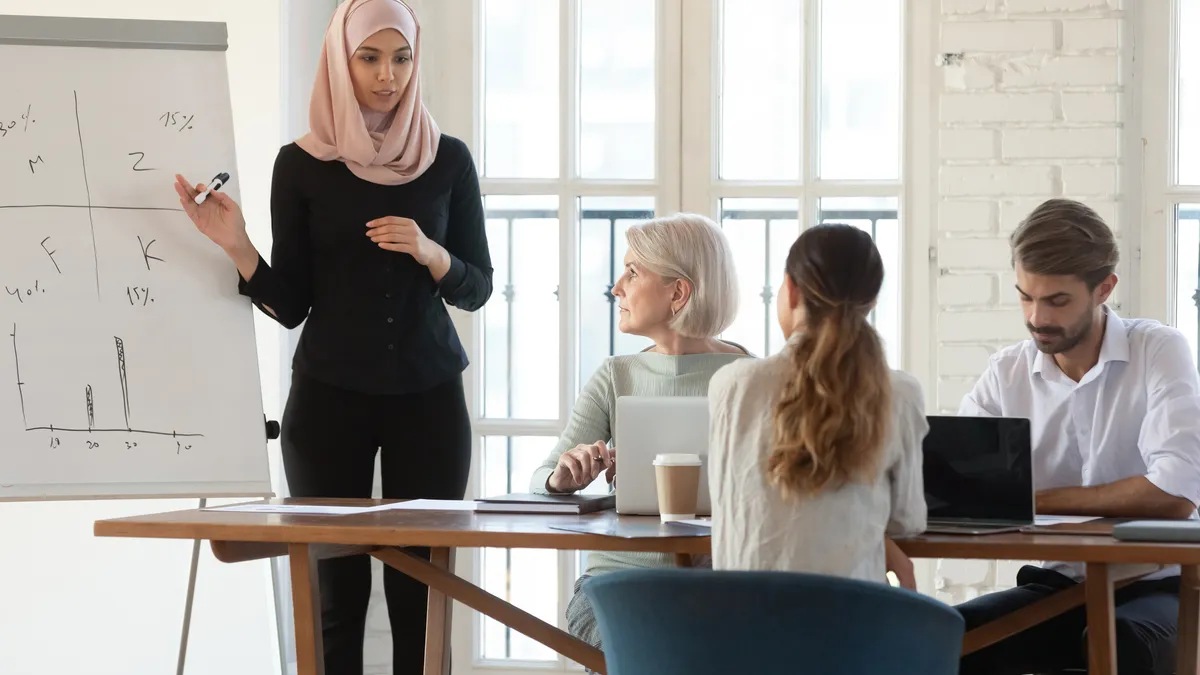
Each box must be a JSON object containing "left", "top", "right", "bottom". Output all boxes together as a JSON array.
[
  {"left": 176, "top": 419, "right": 280, "bottom": 675},
  {"left": 177, "top": 498, "right": 206, "bottom": 675}
]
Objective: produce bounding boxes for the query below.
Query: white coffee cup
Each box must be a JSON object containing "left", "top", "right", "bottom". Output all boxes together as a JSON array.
[{"left": 653, "top": 453, "right": 703, "bottom": 522}]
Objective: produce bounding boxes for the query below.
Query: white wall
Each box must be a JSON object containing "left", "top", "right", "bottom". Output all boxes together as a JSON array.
[
  {"left": 932, "top": 0, "right": 1126, "bottom": 600},
  {"left": 0, "top": 1, "right": 285, "bottom": 673}
]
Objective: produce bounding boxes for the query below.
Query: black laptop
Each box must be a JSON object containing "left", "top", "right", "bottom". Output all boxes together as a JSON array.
[{"left": 922, "top": 415, "right": 1034, "bottom": 535}]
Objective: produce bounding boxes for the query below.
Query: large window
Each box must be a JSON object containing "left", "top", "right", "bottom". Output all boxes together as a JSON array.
[
  {"left": 470, "top": 2, "right": 676, "bottom": 670},
  {"left": 1175, "top": 1, "right": 1200, "bottom": 361},
  {"left": 682, "top": 0, "right": 905, "bottom": 363},
  {"left": 453, "top": 1, "right": 906, "bottom": 672},
  {"left": 1152, "top": 1, "right": 1200, "bottom": 360}
]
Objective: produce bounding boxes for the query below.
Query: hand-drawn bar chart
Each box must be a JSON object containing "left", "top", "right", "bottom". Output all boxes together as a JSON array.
[{"left": 10, "top": 323, "right": 202, "bottom": 441}]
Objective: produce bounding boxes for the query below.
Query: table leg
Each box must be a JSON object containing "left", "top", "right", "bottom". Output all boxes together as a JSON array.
[
  {"left": 1177, "top": 565, "right": 1200, "bottom": 675},
  {"left": 960, "top": 573, "right": 1144, "bottom": 656},
  {"left": 289, "top": 544, "right": 324, "bottom": 675},
  {"left": 374, "top": 547, "right": 607, "bottom": 674},
  {"left": 1085, "top": 562, "right": 1116, "bottom": 675},
  {"left": 674, "top": 553, "right": 694, "bottom": 568},
  {"left": 424, "top": 547, "right": 454, "bottom": 675}
]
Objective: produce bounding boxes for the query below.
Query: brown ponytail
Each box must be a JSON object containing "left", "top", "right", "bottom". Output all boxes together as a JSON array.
[{"left": 768, "top": 224, "right": 892, "bottom": 499}]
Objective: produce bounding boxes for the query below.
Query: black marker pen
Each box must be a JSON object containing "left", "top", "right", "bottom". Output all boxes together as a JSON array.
[{"left": 194, "top": 172, "right": 230, "bottom": 205}]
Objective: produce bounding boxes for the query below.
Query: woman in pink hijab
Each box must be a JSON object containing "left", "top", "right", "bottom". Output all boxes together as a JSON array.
[{"left": 173, "top": 2, "right": 491, "bottom": 672}]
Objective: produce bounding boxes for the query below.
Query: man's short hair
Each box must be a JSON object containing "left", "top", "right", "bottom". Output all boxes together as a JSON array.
[{"left": 1009, "top": 198, "right": 1119, "bottom": 289}]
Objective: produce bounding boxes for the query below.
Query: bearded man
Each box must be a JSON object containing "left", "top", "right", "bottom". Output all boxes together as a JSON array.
[{"left": 954, "top": 198, "right": 1200, "bottom": 675}]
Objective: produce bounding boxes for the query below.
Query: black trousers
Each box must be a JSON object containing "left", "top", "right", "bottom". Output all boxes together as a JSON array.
[
  {"left": 281, "top": 371, "right": 472, "bottom": 675},
  {"left": 956, "top": 565, "right": 1180, "bottom": 675}
]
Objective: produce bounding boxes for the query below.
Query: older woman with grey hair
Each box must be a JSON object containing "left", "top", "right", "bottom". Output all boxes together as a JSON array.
[{"left": 529, "top": 212, "right": 751, "bottom": 649}]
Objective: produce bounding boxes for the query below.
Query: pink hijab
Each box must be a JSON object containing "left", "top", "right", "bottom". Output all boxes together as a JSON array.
[{"left": 296, "top": 0, "right": 440, "bottom": 185}]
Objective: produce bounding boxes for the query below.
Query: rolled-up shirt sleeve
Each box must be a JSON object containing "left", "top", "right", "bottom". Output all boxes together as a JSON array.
[{"left": 1139, "top": 331, "right": 1200, "bottom": 507}]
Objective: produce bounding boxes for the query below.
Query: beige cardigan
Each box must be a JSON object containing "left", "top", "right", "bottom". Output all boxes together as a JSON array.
[{"left": 707, "top": 346, "right": 929, "bottom": 582}]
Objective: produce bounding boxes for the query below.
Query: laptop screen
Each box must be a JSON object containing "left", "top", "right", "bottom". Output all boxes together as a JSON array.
[{"left": 922, "top": 416, "right": 1034, "bottom": 522}]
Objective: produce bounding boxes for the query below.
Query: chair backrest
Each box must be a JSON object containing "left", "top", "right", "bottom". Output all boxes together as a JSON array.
[{"left": 583, "top": 569, "right": 964, "bottom": 675}]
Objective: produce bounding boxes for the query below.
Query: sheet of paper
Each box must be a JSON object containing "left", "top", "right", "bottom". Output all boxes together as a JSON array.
[
  {"left": 1034, "top": 515, "right": 1100, "bottom": 525},
  {"left": 549, "top": 521, "right": 712, "bottom": 538},
  {"left": 207, "top": 503, "right": 373, "bottom": 515},
  {"left": 677, "top": 519, "right": 711, "bottom": 528},
  {"left": 364, "top": 499, "right": 479, "bottom": 512}
]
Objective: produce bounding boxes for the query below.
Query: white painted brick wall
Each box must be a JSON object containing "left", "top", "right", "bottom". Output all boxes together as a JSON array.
[
  {"left": 942, "top": 0, "right": 998, "bottom": 14},
  {"left": 939, "top": 238, "right": 1014, "bottom": 270},
  {"left": 938, "top": 275, "right": 995, "bottom": 306},
  {"left": 941, "top": 129, "right": 998, "bottom": 160},
  {"left": 941, "top": 93, "right": 1056, "bottom": 123},
  {"left": 940, "top": 200, "right": 997, "bottom": 232},
  {"left": 940, "top": 165, "right": 1057, "bottom": 196},
  {"left": 935, "top": 0, "right": 1125, "bottom": 597},
  {"left": 939, "top": 344, "right": 996, "bottom": 377},
  {"left": 1002, "top": 55, "right": 1120, "bottom": 88},
  {"left": 940, "top": 311, "right": 1033, "bottom": 343},
  {"left": 1062, "top": 92, "right": 1121, "bottom": 122},
  {"left": 1062, "top": 164, "right": 1120, "bottom": 196},
  {"left": 1002, "top": 128, "right": 1120, "bottom": 160},
  {"left": 941, "top": 21, "right": 1057, "bottom": 52},
  {"left": 1005, "top": 0, "right": 1111, "bottom": 12},
  {"left": 1062, "top": 18, "right": 1121, "bottom": 50}
]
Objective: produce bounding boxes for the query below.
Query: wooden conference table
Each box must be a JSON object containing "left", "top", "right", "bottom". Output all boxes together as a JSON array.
[{"left": 94, "top": 500, "right": 1200, "bottom": 675}]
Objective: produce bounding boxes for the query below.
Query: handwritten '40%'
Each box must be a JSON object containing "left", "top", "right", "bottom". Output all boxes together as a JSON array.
[{"left": 4, "top": 280, "right": 44, "bottom": 303}]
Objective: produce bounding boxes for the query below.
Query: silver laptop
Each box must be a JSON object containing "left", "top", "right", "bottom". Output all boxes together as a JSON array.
[
  {"left": 923, "top": 415, "right": 1034, "bottom": 534},
  {"left": 613, "top": 396, "right": 712, "bottom": 516}
]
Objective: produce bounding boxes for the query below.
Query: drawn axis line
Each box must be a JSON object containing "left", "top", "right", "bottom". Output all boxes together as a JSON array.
[
  {"left": 28, "top": 426, "right": 203, "bottom": 438},
  {"left": 10, "top": 324, "right": 26, "bottom": 428},
  {"left": 10, "top": 323, "right": 204, "bottom": 440}
]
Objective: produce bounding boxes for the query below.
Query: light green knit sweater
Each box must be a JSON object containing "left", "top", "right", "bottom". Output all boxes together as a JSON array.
[{"left": 529, "top": 346, "right": 752, "bottom": 576}]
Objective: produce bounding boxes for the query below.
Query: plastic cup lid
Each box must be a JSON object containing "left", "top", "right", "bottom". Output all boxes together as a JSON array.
[{"left": 653, "top": 453, "right": 702, "bottom": 466}]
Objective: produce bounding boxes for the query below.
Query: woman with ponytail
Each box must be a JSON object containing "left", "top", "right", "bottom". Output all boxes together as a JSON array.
[{"left": 707, "top": 223, "right": 928, "bottom": 588}]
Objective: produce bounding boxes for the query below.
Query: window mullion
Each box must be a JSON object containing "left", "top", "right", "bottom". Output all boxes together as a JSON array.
[
  {"left": 659, "top": 0, "right": 684, "bottom": 214},
  {"left": 679, "top": 0, "right": 716, "bottom": 216},
  {"left": 560, "top": 0, "right": 580, "bottom": 436},
  {"left": 801, "top": 0, "right": 820, "bottom": 226},
  {"left": 1137, "top": 0, "right": 1174, "bottom": 323}
]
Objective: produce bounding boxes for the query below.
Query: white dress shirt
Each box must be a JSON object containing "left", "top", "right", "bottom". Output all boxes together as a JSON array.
[{"left": 960, "top": 305, "right": 1200, "bottom": 579}]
